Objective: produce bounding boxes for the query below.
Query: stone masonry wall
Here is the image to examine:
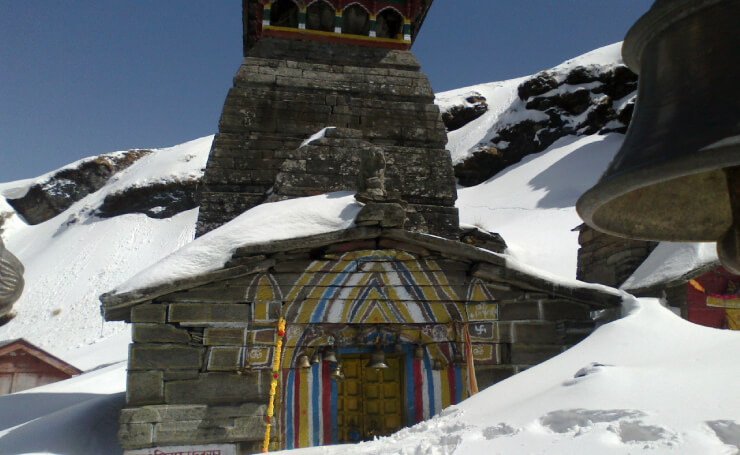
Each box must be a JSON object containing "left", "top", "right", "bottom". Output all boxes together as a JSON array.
[
  {"left": 196, "top": 37, "right": 458, "bottom": 239},
  {"left": 576, "top": 224, "right": 658, "bottom": 288},
  {"left": 117, "top": 229, "right": 609, "bottom": 452}
]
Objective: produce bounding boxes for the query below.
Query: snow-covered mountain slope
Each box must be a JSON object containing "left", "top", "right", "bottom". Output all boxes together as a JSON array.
[
  {"left": 457, "top": 133, "right": 622, "bottom": 279},
  {"left": 0, "top": 136, "right": 212, "bottom": 361}
]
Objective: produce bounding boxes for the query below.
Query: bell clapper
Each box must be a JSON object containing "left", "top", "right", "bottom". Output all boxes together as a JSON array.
[{"left": 718, "top": 166, "right": 740, "bottom": 274}]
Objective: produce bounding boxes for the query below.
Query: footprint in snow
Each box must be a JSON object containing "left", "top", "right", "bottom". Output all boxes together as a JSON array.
[
  {"left": 706, "top": 420, "right": 740, "bottom": 453},
  {"left": 563, "top": 361, "right": 614, "bottom": 385}
]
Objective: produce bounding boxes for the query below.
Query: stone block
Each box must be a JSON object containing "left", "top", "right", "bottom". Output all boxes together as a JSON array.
[
  {"left": 376, "top": 238, "right": 429, "bottom": 257},
  {"left": 164, "top": 372, "right": 270, "bottom": 405},
  {"left": 498, "top": 301, "right": 540, "bottom": 321},
  {"left": 118, "top": 423, "right": 154, "bottom": 448},
  {"left": 153, "top": 420, "right": 211, "bottom": 445},
  {"left": 207, "top": 347, "right": 242, "bottom": 371},
  {"left": 164, "top": 287, "right": 250, "bottom": 304},
  {"left": 272, "top": 259, "right": 315, "bottom": 273},
  {"left": 168, "top": 303, "right": 250, "bottom": 324},
  {"left": 120, "top": 407, "right": 161, "bottom": 424},
  {"left": 153, "top": 417, "right": 266, "bottom": 445},
  {"left": 204, "top": 328, "right": 247, "bottom": 346},
  {"left": 131, "top": 304, "right": 166, "bottom": 323},
  {"left": 120, "top": 404, "right": 206, "bottom": 424},
  {"left": 163, "top": 370, "right": 200, "bottom": 381},
  {"left": 496, "top": 323, "right": 513, "bottom": 343},
  {"left": 233, "top": 416, "right": 270, "bottom": 439},
  {"left": 540, "top": 300, "right": 592, "bottom": 321},
  {"left": 355, "top": 203, "right": 406, "bottom": 228},
  {"left": 127, "top": 370, "right": 164, "bottom": 405},
  {"left": 326, "top": 240, "right": 378, "bottom": 254},
  {"left": 474, "top": 366, "right": 518, "bottom": 389},
  {"left": 130, "top": 344, "right": 203, "bottom": 370},
  {"left": 123, "top": 403, "right": 266, "bottom": 423},
  {"left": 510, "top": 344, "right": 563, "bottom": 365},
  {"left": 133, "top": 324, "right": 191, "bottom": 344},
  {"left": 206, "top": 403, "right": 267, "bottom": 419},
  {"left": 512, "top": 322, "right": 560, "bottom": 344}
]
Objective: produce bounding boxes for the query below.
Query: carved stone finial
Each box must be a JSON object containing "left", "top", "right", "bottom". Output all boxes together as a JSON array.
[
  {"left": 0, "top": 237, "right": 24, "bottom": 318},
  {"left": 356, "top": 145, "right": 387, "bottom": 203}
]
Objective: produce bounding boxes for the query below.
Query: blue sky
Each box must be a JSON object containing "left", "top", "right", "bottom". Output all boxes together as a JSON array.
[{"left": 0, "top": 1, "right": 652, "bottom": 182}]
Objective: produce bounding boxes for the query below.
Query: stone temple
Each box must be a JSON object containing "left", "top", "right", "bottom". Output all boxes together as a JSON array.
[{"left": 101, "top": 1, "right": 621, "bottom": 453}]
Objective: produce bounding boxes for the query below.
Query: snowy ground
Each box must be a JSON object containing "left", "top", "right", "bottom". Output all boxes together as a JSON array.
[
  {"left": 0, "top": 136, "right": 211, "bottom": 356},
  {"left": 1, "top": 43, "right": 738, "bottom": 455},
  {"left": 274, "top": 297, "right": 740, "bottom": 455}
]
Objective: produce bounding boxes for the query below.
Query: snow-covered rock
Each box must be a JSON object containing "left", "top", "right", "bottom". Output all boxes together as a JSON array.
[{"left": 440, "top": 43, "right": 637, "bottom": 187}]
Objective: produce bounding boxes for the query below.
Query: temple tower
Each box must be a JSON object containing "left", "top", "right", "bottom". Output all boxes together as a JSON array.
[{"left": 196, "top": 0, "right": 458, "bottom": 239}]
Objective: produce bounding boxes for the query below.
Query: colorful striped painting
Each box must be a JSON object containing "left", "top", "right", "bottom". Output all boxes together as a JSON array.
[{"left": 281, "top": 343, "right": 466, "bottom": 449}]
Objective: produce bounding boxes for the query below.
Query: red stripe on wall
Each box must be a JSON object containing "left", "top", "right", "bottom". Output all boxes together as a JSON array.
[
  {"left": 293, "top": 369, "right": 301, "bottom": 448},
  {"left": 413, "top": 358, "right": 423, "bottom": 423},
  {"left": 322, "top": 361, "right": 332, "bottom": 445},
  {"left": 447, "top": 366, "right": 457, "bottom": 405}
]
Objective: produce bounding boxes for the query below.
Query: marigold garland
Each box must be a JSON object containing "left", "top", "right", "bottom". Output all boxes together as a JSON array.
[{"left": 263, "top": 317, "right": 286, "bottom": 453}]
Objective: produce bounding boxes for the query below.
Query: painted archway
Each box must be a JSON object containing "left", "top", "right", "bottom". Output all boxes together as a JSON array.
[{"left": 279, "top": 249, "right": 469, "bottom": 449}]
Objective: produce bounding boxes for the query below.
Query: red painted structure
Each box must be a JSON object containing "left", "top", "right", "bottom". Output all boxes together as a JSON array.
[
  {"left": 0, "top": 339, "right": 82, "bottom": 395},
  {"left": 242, "top": 0, "right": 433, "bottom": 53},
  {"left": 686, "top": 266, "right": 740, "bottom": 330}
]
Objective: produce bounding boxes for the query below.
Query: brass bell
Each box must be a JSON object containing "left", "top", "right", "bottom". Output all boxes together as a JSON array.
[
  {"left": 366, "top": 347, "right": 389, "bottom": 370},
  {"left": 297, "top": 354, "right": 312, "bottom": 369},
  {"left": 413, "top": 345, "right": 424, "bottom": 360},
  {"left": 576, "top": 0, "right": 740, "bottom": 272},
  {"left": 310, "top": 349, "right": 321, "bottom": 364},
  {"left": 432, "top": 359, "right": 444, "bottom": 370},
  {"left": 330, "top": 363, "right": 345, "bottom": 381},
  {"left": 323, "top": 347, "right": 338, "bottom": 364}
]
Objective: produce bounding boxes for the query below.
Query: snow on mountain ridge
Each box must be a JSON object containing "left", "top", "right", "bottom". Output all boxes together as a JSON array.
[{"left": 0, "top": 136, "right": 212, "bottom": 363}]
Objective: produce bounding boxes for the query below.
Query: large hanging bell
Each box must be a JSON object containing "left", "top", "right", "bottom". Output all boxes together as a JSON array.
[
  {"left": 366, "top": 347, "right": 389, "bottom": 370},
  {"left": 576, "top": 0, "right": 740, "bottom": 271}
]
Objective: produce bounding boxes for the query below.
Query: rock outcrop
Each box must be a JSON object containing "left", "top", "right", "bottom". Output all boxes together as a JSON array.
[
  {"left": 440, "top": 92, "right": 488, "bottom": 131},
  {"left": 455, "top": 65, "right": 637, "bottom": 186},
  {"left": 96, "top": 180, "right": 200, "bottom": 219},
  {"left": 7, "top": 150, "right": 151, "bottom": 224},
  {"left": 5, "top": 149, "right": 202, "bottom": 224}
]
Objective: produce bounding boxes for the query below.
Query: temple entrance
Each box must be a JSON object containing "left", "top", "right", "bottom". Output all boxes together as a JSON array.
[{"left": 336, "top": 355, "right": 404, "bottom": 443}]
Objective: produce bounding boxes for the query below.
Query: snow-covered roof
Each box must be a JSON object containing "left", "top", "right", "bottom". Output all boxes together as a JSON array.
[
  {"left": 101, "top": 191, "right": 623, "bottom": 321},
  {"left": 621, "top": 242, "right": 720, "bottom": 293}
]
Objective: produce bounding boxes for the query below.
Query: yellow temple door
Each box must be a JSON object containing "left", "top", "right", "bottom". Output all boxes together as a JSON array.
[{"left": 336, "top": 355, "right": 404, "bottom": 442}]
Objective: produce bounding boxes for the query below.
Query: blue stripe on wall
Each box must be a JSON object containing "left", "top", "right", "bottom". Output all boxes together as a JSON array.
[{"left": 312, "top": 362, "right": 321, "bottom": 445}]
